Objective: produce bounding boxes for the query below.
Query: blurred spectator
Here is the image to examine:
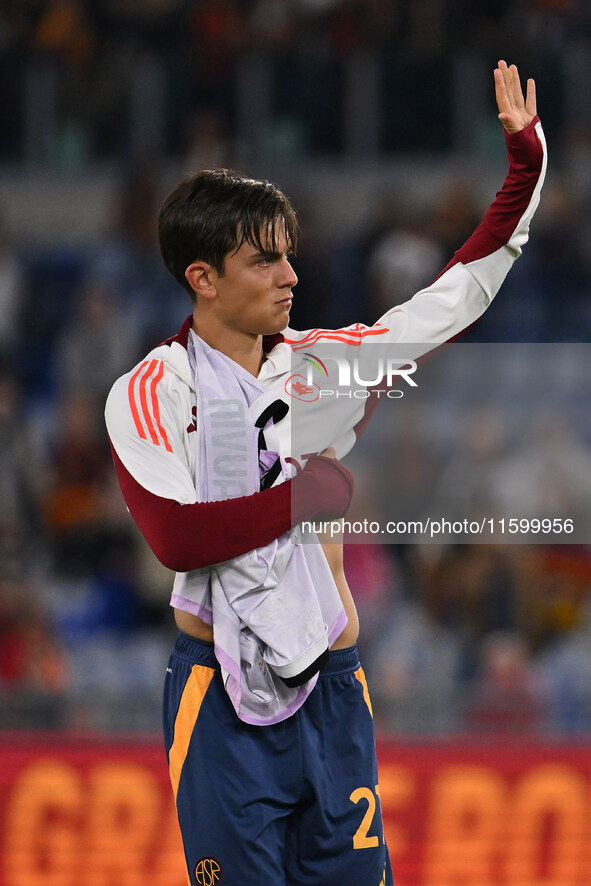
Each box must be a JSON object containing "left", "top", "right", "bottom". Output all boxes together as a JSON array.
[
  {"left": 513, "top": 546, "right": 591, "bottom": 651},
  {"left": 495, "top": 411, "right": 591, "bottom": 533},
  {"left": 41, "top": 390, "right": 111, "bottom": 576},
  {"left": 525, "top": 180, "right": 590, "bottom": 340},
  {"left": 536, "top": 596, "right": 591, "bottom": 734},
  {"left": 0, "top": 370, "right": 45, "bottom": 577},
  {"left": 0, "top": 577, "right": 70, "bottom": 729},
  {"left": 56, "top": 276, "right": 140, "bottom": 400},
  {"left": 29, "top": 0, "right": 96, "bottom": 167},
  {"left": 461, "top": 630, "right": 545, "bottom": 734},
  {"left": 367, "top": 226, "right": 444, "bottom": 316},
  {"left": 370, "top": 582, "right": 462, "bottom": 735},
  {"left": 432, "top": 405, "right": 509, "bottom": 528},
  {"left": 419, "top": 545, "right": 518, "bottom": 674},
  {"left": 87, "top": 164, "right": 189, "bottom": 349},
  {"left": 376, "top": 404, "right": 440, "bottom": 525},
  {"left": 185, "top": 0, "right": 244, "bottom": 126}
]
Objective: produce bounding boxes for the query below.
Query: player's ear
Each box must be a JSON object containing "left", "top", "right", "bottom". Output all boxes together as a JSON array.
[{"left": 185, "top": 261, "right": 217, "bottom": 300}]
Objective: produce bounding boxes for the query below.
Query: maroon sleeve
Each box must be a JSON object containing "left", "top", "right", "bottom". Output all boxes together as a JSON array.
[
  {"left": 111, "top": 446, "right": 354, "bottom": 571},
  {"left": 352, "top": 118, "right": 545, "bottom": 445},
  {"left": 435, "top": 116, "right": 544, "bottom": 278}
]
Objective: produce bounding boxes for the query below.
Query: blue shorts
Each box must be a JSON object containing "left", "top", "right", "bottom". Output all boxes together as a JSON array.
[{"left": 163, "top": 632, "right": 393, "bottom": 886}]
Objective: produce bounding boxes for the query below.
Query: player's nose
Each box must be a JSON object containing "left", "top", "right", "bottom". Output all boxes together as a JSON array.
[{"left": 278, "top": 257, "right": 298, "bottom": 289}]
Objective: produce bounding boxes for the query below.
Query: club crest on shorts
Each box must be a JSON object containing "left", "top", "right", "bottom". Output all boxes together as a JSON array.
[{"left": 195, "top": 856, "right": 223, "bottom": 885}]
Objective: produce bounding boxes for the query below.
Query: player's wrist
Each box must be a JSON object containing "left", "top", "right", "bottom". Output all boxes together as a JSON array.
[
  {"left": 291, "top": 455, "right": 355, "bottom": 522},
  {"left": 503, "top": 116, "right": 543, "bottom": 169}
]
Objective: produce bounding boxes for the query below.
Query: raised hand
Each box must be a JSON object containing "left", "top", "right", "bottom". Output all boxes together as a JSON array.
[{"left": 494, "top": 60, "right": 537, "bottom": 133}]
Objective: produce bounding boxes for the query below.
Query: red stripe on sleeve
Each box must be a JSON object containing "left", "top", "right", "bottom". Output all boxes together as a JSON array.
[
  {"left": 128, "top": 362, "right": 149, "bottom": 440},
  {"left": 149, "top": 361, "right": 174, "bottom": 453},
  {"left": 285, "top": 324, "right": 389, "bottom": 351},
  {"left": 139, "top": 360, "right": 160, "bottom": 445}
]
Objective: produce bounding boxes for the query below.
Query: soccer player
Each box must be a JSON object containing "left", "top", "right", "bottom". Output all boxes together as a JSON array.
[{"left": 105, "top": 61, "right": 545, "bottom": 885}]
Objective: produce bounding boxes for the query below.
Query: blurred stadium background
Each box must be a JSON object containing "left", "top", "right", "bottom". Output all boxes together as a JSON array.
[{"left": 1, "top": 1, "right": 591, "bottom": 884}]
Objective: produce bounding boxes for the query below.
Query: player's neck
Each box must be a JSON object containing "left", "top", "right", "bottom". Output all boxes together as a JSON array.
[{"left": 191, "top": 316, "right": 265, "bottom": 377}]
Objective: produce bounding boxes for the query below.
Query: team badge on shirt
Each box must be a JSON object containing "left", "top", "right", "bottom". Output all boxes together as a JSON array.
[{"left": 284, "top": 374, "right": 321, "bottom": 401}]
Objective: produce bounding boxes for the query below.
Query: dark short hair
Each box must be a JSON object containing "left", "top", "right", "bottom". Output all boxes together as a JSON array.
[{"left": 158, "top": 169, "right": 298, "bottom": 300}]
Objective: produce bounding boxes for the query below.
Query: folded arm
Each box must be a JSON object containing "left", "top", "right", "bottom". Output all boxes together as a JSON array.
[{"left": 108, "top": 432, "right": 353, "bottom": 573}]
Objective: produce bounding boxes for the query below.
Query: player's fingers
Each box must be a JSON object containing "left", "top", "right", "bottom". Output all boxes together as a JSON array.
[
  {"left": 495, "top": 60, "right": 516, "bottom": 113},
  {"left": 525, "top": 77, "right": 537, "bottom": 118},
  {"left": 320, "top": 445, "right": 337, "bottom": 459},
  {"left": 510, "top": 64, "right": 525, "bottom": 108},
  {"left": 494, "top": 66, "right": 511, "bottom": 115},
  {"left": 502, "top": 63, "right": 516, "bottom": 109}
]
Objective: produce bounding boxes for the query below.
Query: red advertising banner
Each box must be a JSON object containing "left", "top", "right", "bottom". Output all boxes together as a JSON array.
[
  {"left": 1, "top": 736, "right": 590, "bottom": 886},
  {"left": 379, "top": 743, "right": 591, "bottom": 886},
  {"left": 0, "top": 736, "right": 186, "bottom": 886}
]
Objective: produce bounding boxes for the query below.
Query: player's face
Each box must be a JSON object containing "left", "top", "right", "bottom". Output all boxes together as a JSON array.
[{"left": 211, "top": 224, "right": 298, "bottom": 337}]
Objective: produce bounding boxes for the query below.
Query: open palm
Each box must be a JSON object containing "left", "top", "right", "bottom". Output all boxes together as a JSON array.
[{"left": 494, "top": 60, "right": 537, "bottom": 133}]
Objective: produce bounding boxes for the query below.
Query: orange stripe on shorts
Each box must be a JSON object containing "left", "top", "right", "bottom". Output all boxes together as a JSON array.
[
  {"left": 168, "top": 665, "right": 216, "bottom": 803},
  {"left": 354, "top": 667, "right": 374, "bottom": 718}
]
